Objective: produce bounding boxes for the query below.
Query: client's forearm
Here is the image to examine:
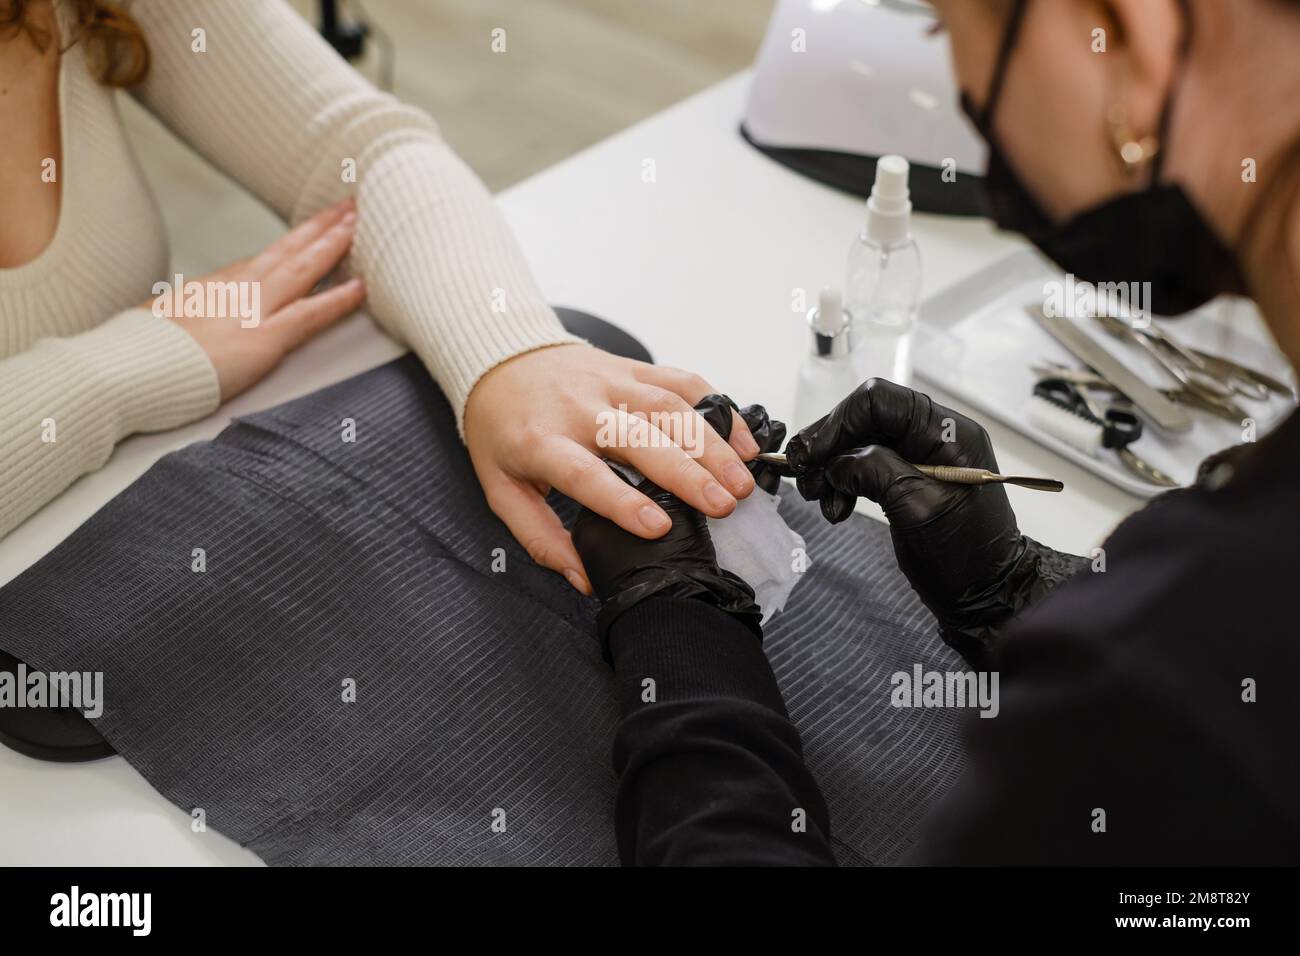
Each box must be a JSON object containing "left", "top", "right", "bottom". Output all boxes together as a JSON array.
[
  {"left": 607, "top": 596, "right": 836, "bottom": 867},
  {"left": 127, "top": 0, "right": 581, "bottom": 434},
  {"left": 0, "top": 311, "right": 220, "bottom": 540}
]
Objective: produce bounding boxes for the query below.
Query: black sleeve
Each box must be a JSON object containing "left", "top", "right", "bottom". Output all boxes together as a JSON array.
[
  {"left": 908, "top": 490, "right": 1300, "bottom": 865},
  {"left": 607, "top": 596, "right": 836, "bottom": 867},
  {"left": 908, "top": 617, "right": 1294, "bottom": 864}
]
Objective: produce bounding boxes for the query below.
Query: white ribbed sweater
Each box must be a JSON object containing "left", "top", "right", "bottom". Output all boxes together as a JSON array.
[{"left": 0, "top": 0, "right": 580, "bottom": 539}]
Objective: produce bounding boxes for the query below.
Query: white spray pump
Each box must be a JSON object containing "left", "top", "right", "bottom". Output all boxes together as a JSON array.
[{"left": 845, "top": 154, "right": 921, "bottom": 386}]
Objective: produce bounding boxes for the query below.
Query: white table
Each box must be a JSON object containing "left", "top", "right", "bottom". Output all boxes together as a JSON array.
[{"left": 0, "top": 72, "right": 1138, "bottom": 866}]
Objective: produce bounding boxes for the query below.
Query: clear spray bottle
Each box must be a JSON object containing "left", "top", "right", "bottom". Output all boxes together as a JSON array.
[{"left": 845, "top": 154, "right": 921, "bottom": 386}]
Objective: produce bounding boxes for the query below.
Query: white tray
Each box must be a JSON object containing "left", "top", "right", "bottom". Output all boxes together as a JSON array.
[{"left": 912, "top": 249, "right": 1297, "bottom": 498}]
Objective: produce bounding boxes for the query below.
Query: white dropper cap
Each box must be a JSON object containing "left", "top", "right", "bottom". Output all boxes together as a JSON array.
[
  {"left": 866, "top": 154, "right": 912, "bottom": 243},
  {"left": 811, "top": 286, "right": 845, "bottom": 337}
]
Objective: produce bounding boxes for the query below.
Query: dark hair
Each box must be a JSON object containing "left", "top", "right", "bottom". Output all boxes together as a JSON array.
[{"left": 0, "top": 0, "right": 149, "bottom": 87}]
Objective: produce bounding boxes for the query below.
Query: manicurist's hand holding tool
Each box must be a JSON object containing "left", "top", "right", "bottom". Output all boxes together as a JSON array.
[{"left": 781, "top": 377, "right": 1085, "bottom": 665}]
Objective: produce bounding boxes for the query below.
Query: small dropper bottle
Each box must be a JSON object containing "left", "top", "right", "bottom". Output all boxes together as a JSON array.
[{"left": 793, "top": 287, "right": 864, "bottom": 431}]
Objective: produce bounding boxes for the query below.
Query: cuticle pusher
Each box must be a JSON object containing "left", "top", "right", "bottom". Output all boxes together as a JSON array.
[{"left": 754, "top": 453, "right": 1064, "bottom": 492}]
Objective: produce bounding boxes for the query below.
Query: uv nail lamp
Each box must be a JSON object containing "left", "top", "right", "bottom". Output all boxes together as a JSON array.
[{"left": 742, "top": 0, "right": 986, "bottom": 215}]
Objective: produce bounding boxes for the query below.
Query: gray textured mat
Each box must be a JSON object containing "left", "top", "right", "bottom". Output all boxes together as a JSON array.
[{"left": 0, "top": 355, "right": 964, "bottom": 865}]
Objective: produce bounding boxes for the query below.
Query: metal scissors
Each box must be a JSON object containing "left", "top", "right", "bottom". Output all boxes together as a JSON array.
[{"left": 1033, "top": 378, "right": 1178, "bottom": 488}]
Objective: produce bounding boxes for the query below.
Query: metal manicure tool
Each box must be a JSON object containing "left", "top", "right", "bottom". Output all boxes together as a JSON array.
[
  {"left": 1026, "top": 305, "right": 1194, "bottom": 432},
  {"left": 1031, "top": 378, "right": 1179, "bottom": 488},
  {"left": 1086, "top": 312, "right": 1294, "bottom": 416},
  {"left": 1091, "top": 312, "right": 1236, "bottom": 401},
  {"left": 1122, "top": 317, "right": 1290, "bottom": 400},
  {"left": 1135, "top": 323, "right": 1269, "bottom": 401},
  {"left": 1188, "top": 347, "right": 1293, "bottom": 400},
  {"left": 1088, "top": 313, "right": 1257, "bottom": 425},
  {"left": 1030, "top": 359, "right": 1249, "bottom": 423},
  {"left": 754, "top": 453, "right": 1064, "bottom": 492}
]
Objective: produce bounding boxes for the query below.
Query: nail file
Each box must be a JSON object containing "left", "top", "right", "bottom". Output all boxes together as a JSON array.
[
  {"left": 754, "top": 453, "right": 1064, "bottom": 492},
  {"left": 1025, "top": 305, "right": 1193, "bottom": 432}
]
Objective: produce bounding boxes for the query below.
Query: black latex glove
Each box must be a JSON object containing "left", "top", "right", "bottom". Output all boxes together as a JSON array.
[
  {"left": 785, "top": 378, "right": 1085, "bottom": 665},
  {"left": 572, "top": 393, "right": 780, "bottom": 655},
  {"left": 694, "top": 394, "right": 787, "bottom": 494},
  {"left": 572, "top": 475, "right": 761, "bottom": 657}
]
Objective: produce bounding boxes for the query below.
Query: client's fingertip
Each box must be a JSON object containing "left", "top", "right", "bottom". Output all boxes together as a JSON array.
[
  {"left": 734, "top": 429, "right": 760, "bottom": 458},
  {"left": 722, "top": 461, "right": 755, "bottom": 496},
  {"left": 563, "top": 568, "right": 591, "bottom": 595},
  {"left": 702, "top": 480, "right": 736, "bottom": 515},
  {"left": 638, "top": 504, "right": 671, "bottom": 536}
]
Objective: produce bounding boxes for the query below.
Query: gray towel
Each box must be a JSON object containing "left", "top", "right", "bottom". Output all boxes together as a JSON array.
[{"left": 0, "top": 355, "right": 964, "bottom": 865}]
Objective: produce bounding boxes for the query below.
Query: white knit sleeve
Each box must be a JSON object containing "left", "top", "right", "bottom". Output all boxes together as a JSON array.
[
  {"left": 127, "top": 0, "right": 584, "bottom": 432},
  {"left": 0, "top": 309, "right": 220, "bottom": 539}
]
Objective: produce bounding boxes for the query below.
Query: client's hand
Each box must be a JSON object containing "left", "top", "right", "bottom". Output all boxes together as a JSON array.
[
  {"left": 148, "top": 199, "right": 365, "bottom": 401},
  {"left": 786, "top": 378, "right": 1074, "bottom": 662},
  {"left": 463, "top": 348, "right": 760, "bottom": 594},
  {"left": 571, "top": 473, "right": 761, "bottom": 643}
]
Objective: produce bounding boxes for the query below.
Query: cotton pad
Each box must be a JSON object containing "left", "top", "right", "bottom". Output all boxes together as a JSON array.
[
  {"left": 607, "top": 462, "right": 809, "bottom": 623},
  {"left": 706, "top": 486, "right": 809, "bottom": 624}
]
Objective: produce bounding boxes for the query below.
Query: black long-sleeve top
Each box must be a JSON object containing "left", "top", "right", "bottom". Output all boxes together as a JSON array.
[
  {"left": 607, "top": 410, "right": 1300, "bottom": 866},
  {"left": 609, "top": 597, "right": 837, "bottom": 866}
]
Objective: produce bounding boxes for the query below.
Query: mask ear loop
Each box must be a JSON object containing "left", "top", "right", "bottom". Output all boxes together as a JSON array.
[{"left": 976, "top": 0, "right": 1031, "bottom": 128}]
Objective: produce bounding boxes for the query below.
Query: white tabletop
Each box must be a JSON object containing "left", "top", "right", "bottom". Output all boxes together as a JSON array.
[{"left": 0, "top": 72, "right": 1138, "bottom": 865}]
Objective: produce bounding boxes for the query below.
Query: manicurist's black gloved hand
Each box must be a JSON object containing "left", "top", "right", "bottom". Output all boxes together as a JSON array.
[
  {"left": 693, "top": 393, "right": 787, "bottom": 494},
  {"left": 573, "top": 393, "right": 778, "bottom": 656},
  {"left": 572, "top": 474, "right": 762, "bottom": 657},
  {"left": 785, "top": 378, "right": 1085, "bottom": 665}
]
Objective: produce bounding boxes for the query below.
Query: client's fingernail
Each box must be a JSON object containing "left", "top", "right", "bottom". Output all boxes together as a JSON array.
[
  {"left": 736, "top": 432, "right": 760, "bottom": 457},
  {"left": 341, "top": 210, "right": 358, "bottom": 227},
  {"left": 703, "top": 481, "right": 735, "bottom": 512},
  {"left": 723, "top": 461, "right": 753, "bottom": 493},
  {"left": 639, "top": 505, "right": 671, "bottom": 534},
  {"left": 563, "top": 569, "right": 589, "bottom": 594}
]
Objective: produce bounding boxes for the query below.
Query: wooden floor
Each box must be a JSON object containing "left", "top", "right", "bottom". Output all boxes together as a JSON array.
[
  {"left": 124, "top": 0, "right": 773, "bottom": 273},
  {"left": 294, "top": 0, "right": 776, "bottom": 191}
]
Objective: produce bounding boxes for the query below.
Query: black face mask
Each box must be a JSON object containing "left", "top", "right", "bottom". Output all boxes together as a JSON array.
[{"left": 960, "top": 0, "right": 1245, "bottom": 316}]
